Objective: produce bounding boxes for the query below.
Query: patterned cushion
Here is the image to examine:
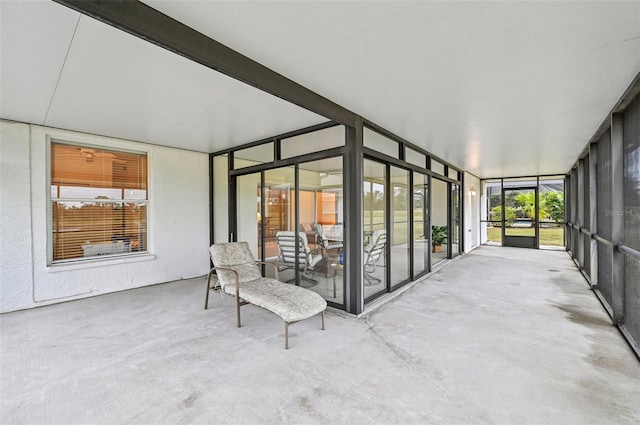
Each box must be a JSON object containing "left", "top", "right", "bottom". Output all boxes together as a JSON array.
[
  {"left": 210, "top": 242, "right": 327, "bottom": 323},
  {"left": 209, "top": 242, "right": 262, "bottom": 289},
  {"left": 223, "top": 279, "right": 327, "bottom": 323}
]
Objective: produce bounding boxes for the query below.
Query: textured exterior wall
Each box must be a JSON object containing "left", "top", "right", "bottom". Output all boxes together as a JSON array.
[
  {"left": 0, "top": 121, "right": 34, "bottom": 311},
  {"left": 0, "top": 121, "right": 210, "bottom": 313}
]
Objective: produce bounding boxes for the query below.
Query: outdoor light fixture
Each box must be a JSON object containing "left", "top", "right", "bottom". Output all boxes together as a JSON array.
[{"left": 469, "top": 187, "right": 477, "bottom": 196}]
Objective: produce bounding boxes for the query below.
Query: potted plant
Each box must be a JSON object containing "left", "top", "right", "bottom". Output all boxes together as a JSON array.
[{"left": 431, "top": 225, "right": 447, "bottom": 253}]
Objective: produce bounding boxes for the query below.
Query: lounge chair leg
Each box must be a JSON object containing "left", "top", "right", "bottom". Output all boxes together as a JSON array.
[
  {"left": 285, "top": 322, "right": 289, "bottom": 350},
  {"left": 321, "top": 311, "right": 325, "bottom": 330},
  {"left": 204, "top": 270, "right": 213, "bottom": 310},
  {"left": 236, "top": 298, "right": 241, "bottom": 328}
]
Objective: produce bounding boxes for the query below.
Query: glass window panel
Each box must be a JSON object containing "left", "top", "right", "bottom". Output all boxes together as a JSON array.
[
  {"left": 364, "top": 127, "right": 399, "bottom": 158},
  {"left": 406, "top": 148, "right": 425, "bottom": 168},
  {"left": 363, "top": 159, "right": 387, "bottom": 300},
  {"left": 236, "top": 172, "right": 262, "bottom": 259},
  {"left": 263, "top": 167, "right": 295, "bottom": 261},
  {"left": 281, "top": 126, "right": 344, "bottom": 159},
  {"left": 234, "top": 143, "right": 273, "bottom": 169},
  {"left": 50, "top": 142, "right": 148, "bottom": 262},
  {"left": 53, "top": 202, "right": 147, "bottom": 261},
  {"left": 448, "top": 168, "right": 459, "bottom": 181},
  {"left": 390, "top": 167, "right": 410, "bottom": 287},
  {"left": 451, "top": 184, "right": 460, "bottom": 257},
  {"left": 431, "top": 159, "right": 445, "bottom": 175},
  {"left": 51, "top": 143, "right": 147, "bottom": 193},
  {"left": 413, "top": 172, "right": 429, "bottom": 276},
  {"left": 299, "top": 157, "right": 344, "bottom": 306},
  {"left": 431, "top": 178, "right": 448, "bottom": 266},
  {"left": 503, "top": 177, "right": 537, "bottom": 188}
]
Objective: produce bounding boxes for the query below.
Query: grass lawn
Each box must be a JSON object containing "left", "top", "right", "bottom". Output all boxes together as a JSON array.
[{"left": 487, "top": 226, "right": 564, "bottom": 246}]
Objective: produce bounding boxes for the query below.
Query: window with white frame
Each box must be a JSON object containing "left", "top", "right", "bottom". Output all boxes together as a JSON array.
[{"left": 50, "top": 141, "right": 148, "bottom": 262}]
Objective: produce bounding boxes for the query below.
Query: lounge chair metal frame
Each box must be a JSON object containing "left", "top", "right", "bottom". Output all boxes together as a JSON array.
[{"left": 205, "top": 242, "right": 326, "bottom": 349}]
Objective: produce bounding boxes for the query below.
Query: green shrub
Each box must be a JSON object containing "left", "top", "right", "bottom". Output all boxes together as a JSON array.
[{"left": 491, "top": 206, "right": 516, "bottom": 227}]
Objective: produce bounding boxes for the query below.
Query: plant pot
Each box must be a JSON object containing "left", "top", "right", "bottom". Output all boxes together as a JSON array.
[{"left": 432, "top": 245, "right": 442, "bottom": 253}]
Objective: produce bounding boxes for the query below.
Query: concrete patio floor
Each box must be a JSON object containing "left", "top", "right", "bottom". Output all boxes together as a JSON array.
[{"left": 1, "top": 246, "right": 639, "bottom": 424}]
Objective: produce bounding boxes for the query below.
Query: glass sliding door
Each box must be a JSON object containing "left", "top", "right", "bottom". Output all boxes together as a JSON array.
[
  {"left": 236, "top": 172, "right": 262, "bottom": 259},
  {"left": 264, "top": 167, "right": 296, "bottom": 276},
  {"left": 390, "top": 167, "right": 410, "bottom": 288},
  {"left": 431, "top": 178, "right": 448, "bottom": 266},
  {"left": 235, "top": 159, "right": 344, "bottom": 307},
  {"left": 363, "top": 159, "right": 387, "bottom": 301},
  {"left": 299, "top": 157, "right": 344, "bottom": 306},
  {"left": 413, "top": 172, "right": 429, "bottom": 277}
]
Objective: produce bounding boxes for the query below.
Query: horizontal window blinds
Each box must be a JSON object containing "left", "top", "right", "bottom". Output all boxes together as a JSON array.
[{"left": 51, "top": 143, "right": 148, "bottom": 261}]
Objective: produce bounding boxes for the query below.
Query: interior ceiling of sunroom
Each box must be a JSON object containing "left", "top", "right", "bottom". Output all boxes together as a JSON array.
[{"left": 2, "top": 1, "right": 639, "bottom": 179}]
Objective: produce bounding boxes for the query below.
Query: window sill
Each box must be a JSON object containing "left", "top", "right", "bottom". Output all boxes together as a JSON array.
[{"left": 47, "top": 253, "right": 156, "bottom": 273}]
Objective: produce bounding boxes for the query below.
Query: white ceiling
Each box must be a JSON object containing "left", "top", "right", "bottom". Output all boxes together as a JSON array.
[
  {"left": 2, "top": 1, "right": 639, "bottom": 178},
  {"left": 0, "top": 1, "right": 325, "bottom": 153}
]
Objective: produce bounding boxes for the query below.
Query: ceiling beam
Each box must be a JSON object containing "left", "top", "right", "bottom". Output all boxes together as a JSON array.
[{"left": 53, "top": 0, "right": 357, "bottom": 127}]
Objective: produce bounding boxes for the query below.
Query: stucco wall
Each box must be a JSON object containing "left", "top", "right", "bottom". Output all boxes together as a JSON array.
[{"left": 0, "top": 121, "right": 210, "bottom": 313}]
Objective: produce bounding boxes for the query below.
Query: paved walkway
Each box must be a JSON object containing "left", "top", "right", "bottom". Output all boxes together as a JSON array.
[{"left": 2, "top": 246, "right": 639, "bottom": 424}]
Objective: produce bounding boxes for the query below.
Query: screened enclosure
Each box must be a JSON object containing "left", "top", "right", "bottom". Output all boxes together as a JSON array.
[
  {"left": 566, "top": 86, "right": 640, "bottom": 358},
  {"left": 211, "top": 121, "right": 463, "bottom": 314}
]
